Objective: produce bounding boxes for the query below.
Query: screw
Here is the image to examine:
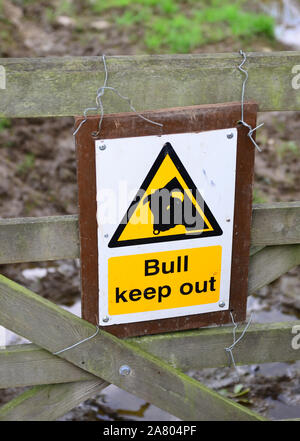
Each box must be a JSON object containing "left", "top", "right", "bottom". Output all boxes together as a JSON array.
[
  {"left": 102, "top": 316, "right": 109, "bottom": 323},
  {"left": 226, "top": 218, "right": 231, "bottom": 222},
  {"left": 119, "top": 365, "right": 131, "bottom": 376},
  {"left": 227, "top": 133, "right": 234, "bottom": 139},
  {"left": 104, "top": 234, "right": 109, "bottom": 238},
  {"left": 99, "top": 144, "right": 106, "bottom": 151},
  {"left": 219, "top": 301, "right": 226, "bottom": 308}
]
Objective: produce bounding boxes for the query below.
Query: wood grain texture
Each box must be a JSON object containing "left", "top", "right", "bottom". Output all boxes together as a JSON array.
[
  {"left": 1, "top": 203, "right": 299, "bottom": 265},
  {"left": 0, "top": 275, "right": 265, "bottom": 421},
  {"left": 0, "top": 52, "right": 300, "bottom": 117},
  {"left": 0, "top": 344, "right": 95, "bottom": 388},
  {"left": 248, "top": 244, "right": 300, "bottom": 294},
  {"left": 131, "top": 320, "right": 300, "bottom": 371},
  {"left": 0, "top": 215, "right": 79, "bottom": 264},
  {"left": 251, "top": 202, "right": 300, "bottom": 246},
  {"left": 1, "top": 320, "right": 299, "bottom": 389},
  {"left": 0, "top": 380, "right": 107, "bottom": 421},
  {"left": 249, "top": 245, "right": 265, "bottom": 256}
]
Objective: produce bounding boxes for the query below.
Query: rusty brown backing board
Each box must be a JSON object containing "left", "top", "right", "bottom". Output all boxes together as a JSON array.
[{"left": 75, "top": 102, "right": 257, "bottom": 338}]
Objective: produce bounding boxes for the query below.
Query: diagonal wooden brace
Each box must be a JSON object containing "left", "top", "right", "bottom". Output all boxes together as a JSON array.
[{"left": 0, "top": 275, "right": 266, "bottom": 421}]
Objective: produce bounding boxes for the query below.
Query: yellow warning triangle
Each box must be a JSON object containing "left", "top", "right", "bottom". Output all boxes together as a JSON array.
[{"left": 109, "top": 142, "right": 222, "bottom": 248}]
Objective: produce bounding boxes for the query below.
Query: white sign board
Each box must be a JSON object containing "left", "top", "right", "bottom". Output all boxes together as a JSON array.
[{"left": 95, "top": 128, "right": 237, "bottom": 326}]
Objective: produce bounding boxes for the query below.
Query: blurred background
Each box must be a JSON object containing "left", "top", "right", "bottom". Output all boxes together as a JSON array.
[{"left": 0, "top": 0, "right": 300, "bottom": 421}]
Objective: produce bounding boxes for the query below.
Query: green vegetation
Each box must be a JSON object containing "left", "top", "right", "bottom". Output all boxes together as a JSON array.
[
  {"left": 276, "top": 140, "right": 300, "bottom": 159},
  {"left": 44, "top": 0, "right": 76, "bottom": 23},
  {"left": 17, "top": 153, "right": 35, "bottom": 177},
  {"left": 89, "top": 0, "right": 275, "bottom": 53},
  {"left": 219, "top": 384, "right": 252, "bottom": 406},
  {"left": 0, "top": 118, "right": 11, "bottom": 132},
  {"left": 253, "top": 188, "right": 267, "bottom": 204},
  {"left": 7, "top": 1, "right": 274, "bottom": 53}
]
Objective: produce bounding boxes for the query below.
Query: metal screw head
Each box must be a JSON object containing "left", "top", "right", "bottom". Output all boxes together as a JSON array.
[
  {"left": 99, "top": 144, "right": 106, "bottom": 151},
  {"left": 226, "top": 218, "right": 231, "bottom": 222},
  {"left": 102, "top": 316, "right": 109, "bottom": 323},
  {"left": 119, "top": 365, "right": 131, "bottom": 376},
  {"left": 104, "top": 234, "right": 109, "bottom": 238},
  {"left": 219, "top": 301, "right": 226, "bottom": 308},
  {"left": 227, "top": 133, "right": 234, "bottom": 139}
]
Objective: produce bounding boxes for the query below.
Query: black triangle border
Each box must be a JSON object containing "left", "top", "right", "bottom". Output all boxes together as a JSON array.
[{"left": 108, "top": 142, "right": 223, "bottom": 248}]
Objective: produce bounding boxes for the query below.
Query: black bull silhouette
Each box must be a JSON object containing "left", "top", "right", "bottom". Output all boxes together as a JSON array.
[{"left": 141, "top": 177, "right": 208, "bottom": 235}]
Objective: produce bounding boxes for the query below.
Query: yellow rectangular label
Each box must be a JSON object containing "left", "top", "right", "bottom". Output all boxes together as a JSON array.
[{"left": 108, "top": 246, "right": 222, "bottom": 315}]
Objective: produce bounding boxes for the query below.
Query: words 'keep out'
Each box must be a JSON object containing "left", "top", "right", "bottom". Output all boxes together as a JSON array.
[{"left": 108, "top": 246, "right": 222, "bottom": 315}]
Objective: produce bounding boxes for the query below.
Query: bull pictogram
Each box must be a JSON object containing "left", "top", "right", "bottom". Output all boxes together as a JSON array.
[
  {"left": 143, "top": 177, "right": 208, "bottom": 236},
  {"left": 109, "top": 142, "right": 222, "bottom": 248}
]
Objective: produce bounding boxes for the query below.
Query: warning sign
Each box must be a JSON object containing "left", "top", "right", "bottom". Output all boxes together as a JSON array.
[
  {"left": 76, "top": 103, "right": 257, "bottom": 336},
  {"left": 95, "top": 128, "right": 238, "bottom": 327},
  {"left": 109, "top": 142, "right": 222, "bottom": 248}
]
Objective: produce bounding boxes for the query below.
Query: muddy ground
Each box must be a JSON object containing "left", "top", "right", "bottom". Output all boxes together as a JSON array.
[{"left": 0, "top": 0, "right": 299, "bottom": 421}]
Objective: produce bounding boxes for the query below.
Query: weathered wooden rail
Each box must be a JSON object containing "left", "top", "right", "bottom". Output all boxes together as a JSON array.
[
  {"left": 0, "top": 202, "right": 299, "bottom": 264},
  {"left": 1, "top": 52, "right": 300, "bottom": 117},
  {"left": 0, "top": 52, "right": 299, "bottom": 421}
]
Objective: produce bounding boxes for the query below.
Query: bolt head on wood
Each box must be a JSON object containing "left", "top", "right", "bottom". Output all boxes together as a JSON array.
[{"left": 119, "top": 365, "right": 131, "bottom": 376}]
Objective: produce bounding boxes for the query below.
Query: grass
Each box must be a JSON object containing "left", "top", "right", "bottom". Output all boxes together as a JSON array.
[
  {"left": 0, "top": 118, "right": 11, "bottom": 132},
  {"left": 44, "top": 0, "right": 76, "bottom": 23},
  {"left": 253, "top": 188, "right": 267, "bottom": 204},
  {"left": 17, "top": 153, "right": 35, "bottom": 177},
  {"left": 276, "top": 141, "right": 300, "bottom": 159},
  {"left": 89, "top": 0, "right": 275, "bottom": 53}
]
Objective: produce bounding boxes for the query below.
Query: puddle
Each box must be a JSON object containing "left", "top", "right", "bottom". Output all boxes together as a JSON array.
[
  {"left": 247, "top": 295, "right": 296, "bottom": 323},
  {"left": 268, "top": 398, "right": 300, "bottom": 420},
  {"left": 60, "top": 385, "right": 179, "bottom": 421}
]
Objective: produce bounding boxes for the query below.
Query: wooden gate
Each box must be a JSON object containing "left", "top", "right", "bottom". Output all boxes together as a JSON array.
[{"left": 0, "top": 52, "right": 299, "bottom": 421}]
